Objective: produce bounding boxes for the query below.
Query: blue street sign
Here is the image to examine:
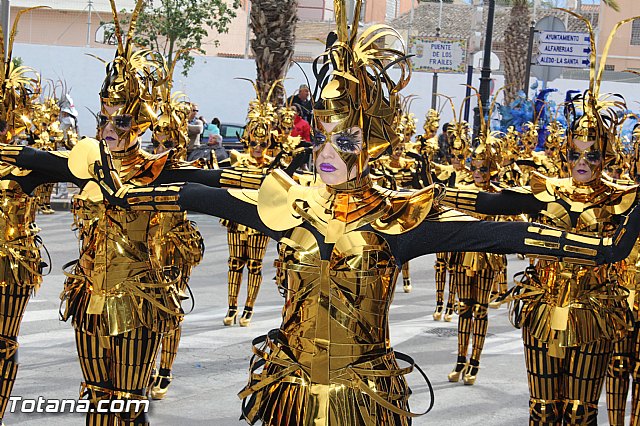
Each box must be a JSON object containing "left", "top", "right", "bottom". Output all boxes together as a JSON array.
[
  {"left": 536, "top": 53, "right": 590, "bottom": 69},
  {"left": 538, "top": 31, "right": 590, "bottom": 46},
  {"left": 538, "top": 42, "right": 590, "bottom": 56}
]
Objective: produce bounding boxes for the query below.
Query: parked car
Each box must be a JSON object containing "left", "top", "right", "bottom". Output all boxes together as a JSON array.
[{"left": 219, "top": 123, "right": 245, "bottom": 152}]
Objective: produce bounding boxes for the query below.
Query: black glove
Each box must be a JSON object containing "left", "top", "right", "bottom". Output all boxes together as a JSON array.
[{"left": 92, "top": 140, "right": 183, "bottom": 211}]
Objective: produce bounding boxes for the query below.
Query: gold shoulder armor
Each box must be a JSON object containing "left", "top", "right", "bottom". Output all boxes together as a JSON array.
[
  {"left": 372, "top": 185, "right": 435, "bottom": 235},
  {"left": 229, "top": 150, "right": 246, "bottom": 167},
  {"left": 529, "top": 171, "right": 564, "bottom": 203},
  {"left": 602, "top": 179, "right": 638, "bottom": 215},
  {"left": 257, "top": 169, "right": 303, "bottom": 231},
  {"left": 69, "top": 137, "right": 100, "bottom": 179}
]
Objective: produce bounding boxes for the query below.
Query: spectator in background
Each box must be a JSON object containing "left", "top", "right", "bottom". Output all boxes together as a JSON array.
[
  {"left": 288, "top": 84, "right": 313, "bottom": 124},
  {"left": 187, "top": 103, "right": 203, "bottom": 153},
  {"left": 436, "top": 122, "right": 451, "bottom": 164},
  {"left": 290, "top": 104, "right": 311, "bottom": 142},
  {"left": 208, "top": 133, "right": 229, "bottom": 163},
  {"left": 202, "top": 117, "right": 221, "bottom": 142}
]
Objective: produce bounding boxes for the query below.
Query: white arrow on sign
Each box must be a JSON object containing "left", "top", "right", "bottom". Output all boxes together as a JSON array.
[
  {"left": 536, "top": 53, "right": 590, "bottom": 69},
  {"left": 538, "top": 31, "right": 590, "bottom": 46},
  {"left": 538, "top": 42, "right": 591, "bottom": 56}
]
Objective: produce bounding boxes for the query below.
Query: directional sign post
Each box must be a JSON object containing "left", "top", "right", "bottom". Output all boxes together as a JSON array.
[{"left": 535, "top": 30, "right": 590, "bottom": 69}]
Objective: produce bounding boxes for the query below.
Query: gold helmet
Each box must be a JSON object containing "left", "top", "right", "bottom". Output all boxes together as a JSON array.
[
  {"left": 153, "top": 53, "right": 190, "bottom": 159},
  {"left": 312, "top": 0, "right": 410, "bottom": 180},
  {"left": 97, "top": 0, "right": 166, "bottom": 148},
  {"left": 239, "top": 79, "right": 279, "bottom": 149},
  {"left": 561, "top": 9, "right": 637, "bottom": 175},
  {"left": 424, "top": 108, "right": 440, "bottom": 136},
  {"left": 0, "top": 7, "right": 43, "bottom": 143},
  {"left": 470, "top": 134, "right": 501, "bottom": 185},
  {"left": 277, "top": 105, "right": 296, "bottom": 137}
]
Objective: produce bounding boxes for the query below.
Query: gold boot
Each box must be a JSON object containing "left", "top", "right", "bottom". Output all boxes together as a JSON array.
[
  {"left": 433, "top": 303, "right": 444, "bottom": 321},
  {"left": 448, "top": 356, "right": 468, "bottom": 382},
  {"left": 151, "top": 374, "right": 172, "bottom": 400},
  {"left": 463, "top": 359, "right": 479, "bottom": 385},
  {"left": 444, "top": 304, "right": 455, "bottom": 322},
  {"left": 239, "top": 307, "right": 253, "bottom": 327},
  {"left": 223, "top": 306, "right": 238, "bottom": 326}
]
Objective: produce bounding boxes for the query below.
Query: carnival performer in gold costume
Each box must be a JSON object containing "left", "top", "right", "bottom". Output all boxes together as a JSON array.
[
  {"left": 221, "top": 82, "right": 278, "bottom": 327},
  {"left": 371, "top": 106, "right": 422, "bottom": 292},
  {"left": 604, "top": 122, "right": 640, "bottom": 426},
  {"left": 0, "top": 8, "right": 49, "bottom": 424},
  {"left": 439, "top": 116, "right": 475, "bottom": 322},
  {"left": 91, "top": 3, "right": 640, "bottom": 424},
  {"left": 447, "top": 117, "right": 508, "bottom": 385},
  {"left": 0, "top": 2, "right": 222, "bottom": 423},
  {"left": 147, "top": 65, "right": 204, "bottom": 400},
  {"left": 442, "top": 11, "right": 640, "bottom": 424}
]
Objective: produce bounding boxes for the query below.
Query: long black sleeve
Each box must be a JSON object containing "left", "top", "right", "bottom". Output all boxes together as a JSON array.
[
  {"left": 442, "top": 186, "right": 545, "bottom": 216},
  {"left": 178, "top": 182, "right": 281, "bottom": 241},
  {"left": 0, "top": 146, "right": 84, "bottom": 186},
  {"left": 395, "top": 205, "right": 640, "bottom": 265}
]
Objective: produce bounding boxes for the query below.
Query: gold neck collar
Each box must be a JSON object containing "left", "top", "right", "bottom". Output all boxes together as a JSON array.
[
  {"left": 326, "top": 172, "right": 373, "bottom": 195},
  {"left": 111, "top": 141, "right": 140, "bottom": 161}
]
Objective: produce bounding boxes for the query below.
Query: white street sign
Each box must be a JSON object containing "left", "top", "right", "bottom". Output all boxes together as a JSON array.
[
  {"left": 538, "top": 31, "right": 590, "bottom": 46},
  {"left": 409, "top": 37, "right": 467, "bottom": 74},
  {"left": 535, "top": 30, "right": 591, "bottom": 69},
  {"left": 538, "top": 42, "right": 590, "bottom": 56},
  {"left": 536, "top": 54, "right": 589, "bottom": 69}
]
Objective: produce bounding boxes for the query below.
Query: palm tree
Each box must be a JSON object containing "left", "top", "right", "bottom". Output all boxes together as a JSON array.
[{"left": 250, "top": 0, "right": 299, "bottom": 105}]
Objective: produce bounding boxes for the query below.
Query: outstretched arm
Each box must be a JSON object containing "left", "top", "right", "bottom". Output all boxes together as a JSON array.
[
  {"left": 397, "top": 206, "right": 640, "bottom": 265},
  {"left": 441, "top": 186, "right": 545, "bottom": 216},
  {"left": 155, "top": 147, "right": 312, "bottom": 189},
  {"left": 0, "top": 145, "right": 83, "bottom": 186}
]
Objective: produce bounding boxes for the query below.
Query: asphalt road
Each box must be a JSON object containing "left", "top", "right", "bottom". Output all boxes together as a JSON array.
[{"left": 3, "top": 211, "right": 624, "bottom": 425}]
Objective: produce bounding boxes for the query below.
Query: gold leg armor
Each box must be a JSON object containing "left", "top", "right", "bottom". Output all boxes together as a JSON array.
[
  {"left": 401, "top": 262, "right": 411, "bottom": 293},
  {"left": 470, "top": 269, "right": 494, "bottom": 363},
  {"left": 226, "top": 229, "right": 247, "bottom": 309},
  {"left": 150, "top": 326, "right": 182, "bottom": 400},
  {"left": 523, "top": 327, "right": 613, "bottom": 426},
  {"left": 75, "top": 327, "right": 161, "bottom": 425},
  {"left": 0, "top": 283, "right": 31, "bottom": 421},
  {"left": 433, "top": 253, "right": 447, "bottom": 320},
  {"left": 444, "top": 264, "right": 462, "bottom": 322},
  {"left": 455, "top": 270, "right": 474, "bottom": 363},
  {"left": 606, "top": 335, "right": 633, "bottom": 426},
  {"left": 523, "top": 328, "right": 564, "bottom": 425},
  {"left": 240, "top": 233, "right": 269, "bottom": 327},
  {"left": 632, "top": 325, "right": 640, "bottom": 426}
]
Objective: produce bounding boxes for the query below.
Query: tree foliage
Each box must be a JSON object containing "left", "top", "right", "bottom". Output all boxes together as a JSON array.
[{"left": 102, "top": 0, "right": 241, "bottom": 76}]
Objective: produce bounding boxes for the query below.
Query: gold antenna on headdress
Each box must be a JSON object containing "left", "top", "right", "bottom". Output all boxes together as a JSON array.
[{"left": 108, "top": 0, "right": 124, "bottom": 53}]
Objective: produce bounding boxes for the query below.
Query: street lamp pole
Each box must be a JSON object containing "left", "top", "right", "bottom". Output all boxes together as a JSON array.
[
  {"left": 474, "top": 0, "right": 495, "bottom": 140},
  {"left": 431, "top": 0, "right": 443, "bottom": 109}
]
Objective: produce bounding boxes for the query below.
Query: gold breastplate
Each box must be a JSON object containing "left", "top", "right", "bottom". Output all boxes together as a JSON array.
[
  {"left": 64, "top": 194, "right": 182, "bottom": 336},
  {"left": 0, "top": 179, "right": 41, "bottom": 288},
  {"left": 276, "top": 227, "right": 398, "bottom": 376}
]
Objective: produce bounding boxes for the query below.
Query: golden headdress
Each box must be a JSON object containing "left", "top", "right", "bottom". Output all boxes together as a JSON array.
[
  {"left": 98, "top": 0, "right": 167, "bottom": 145},
  {"left": 560, "top": 8, "right": 638, "bottom": 167},
  {"left": 153, "top": 52, "right": 190, "bottom": 159},
  {"left": 239, "top": 78, "right": 279, "bottom": 147},
  {"left": 313, "top": 0, "right": 410, "bottom": 174},
  {"left": 424, "top": 108, "right": 440, "bottom": 136},
  {"left": 0, "top": 7, "right": 43, "bottom": 143},
  {"left": 440, "top": 95, "right": 471, "bottom": 160}
]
